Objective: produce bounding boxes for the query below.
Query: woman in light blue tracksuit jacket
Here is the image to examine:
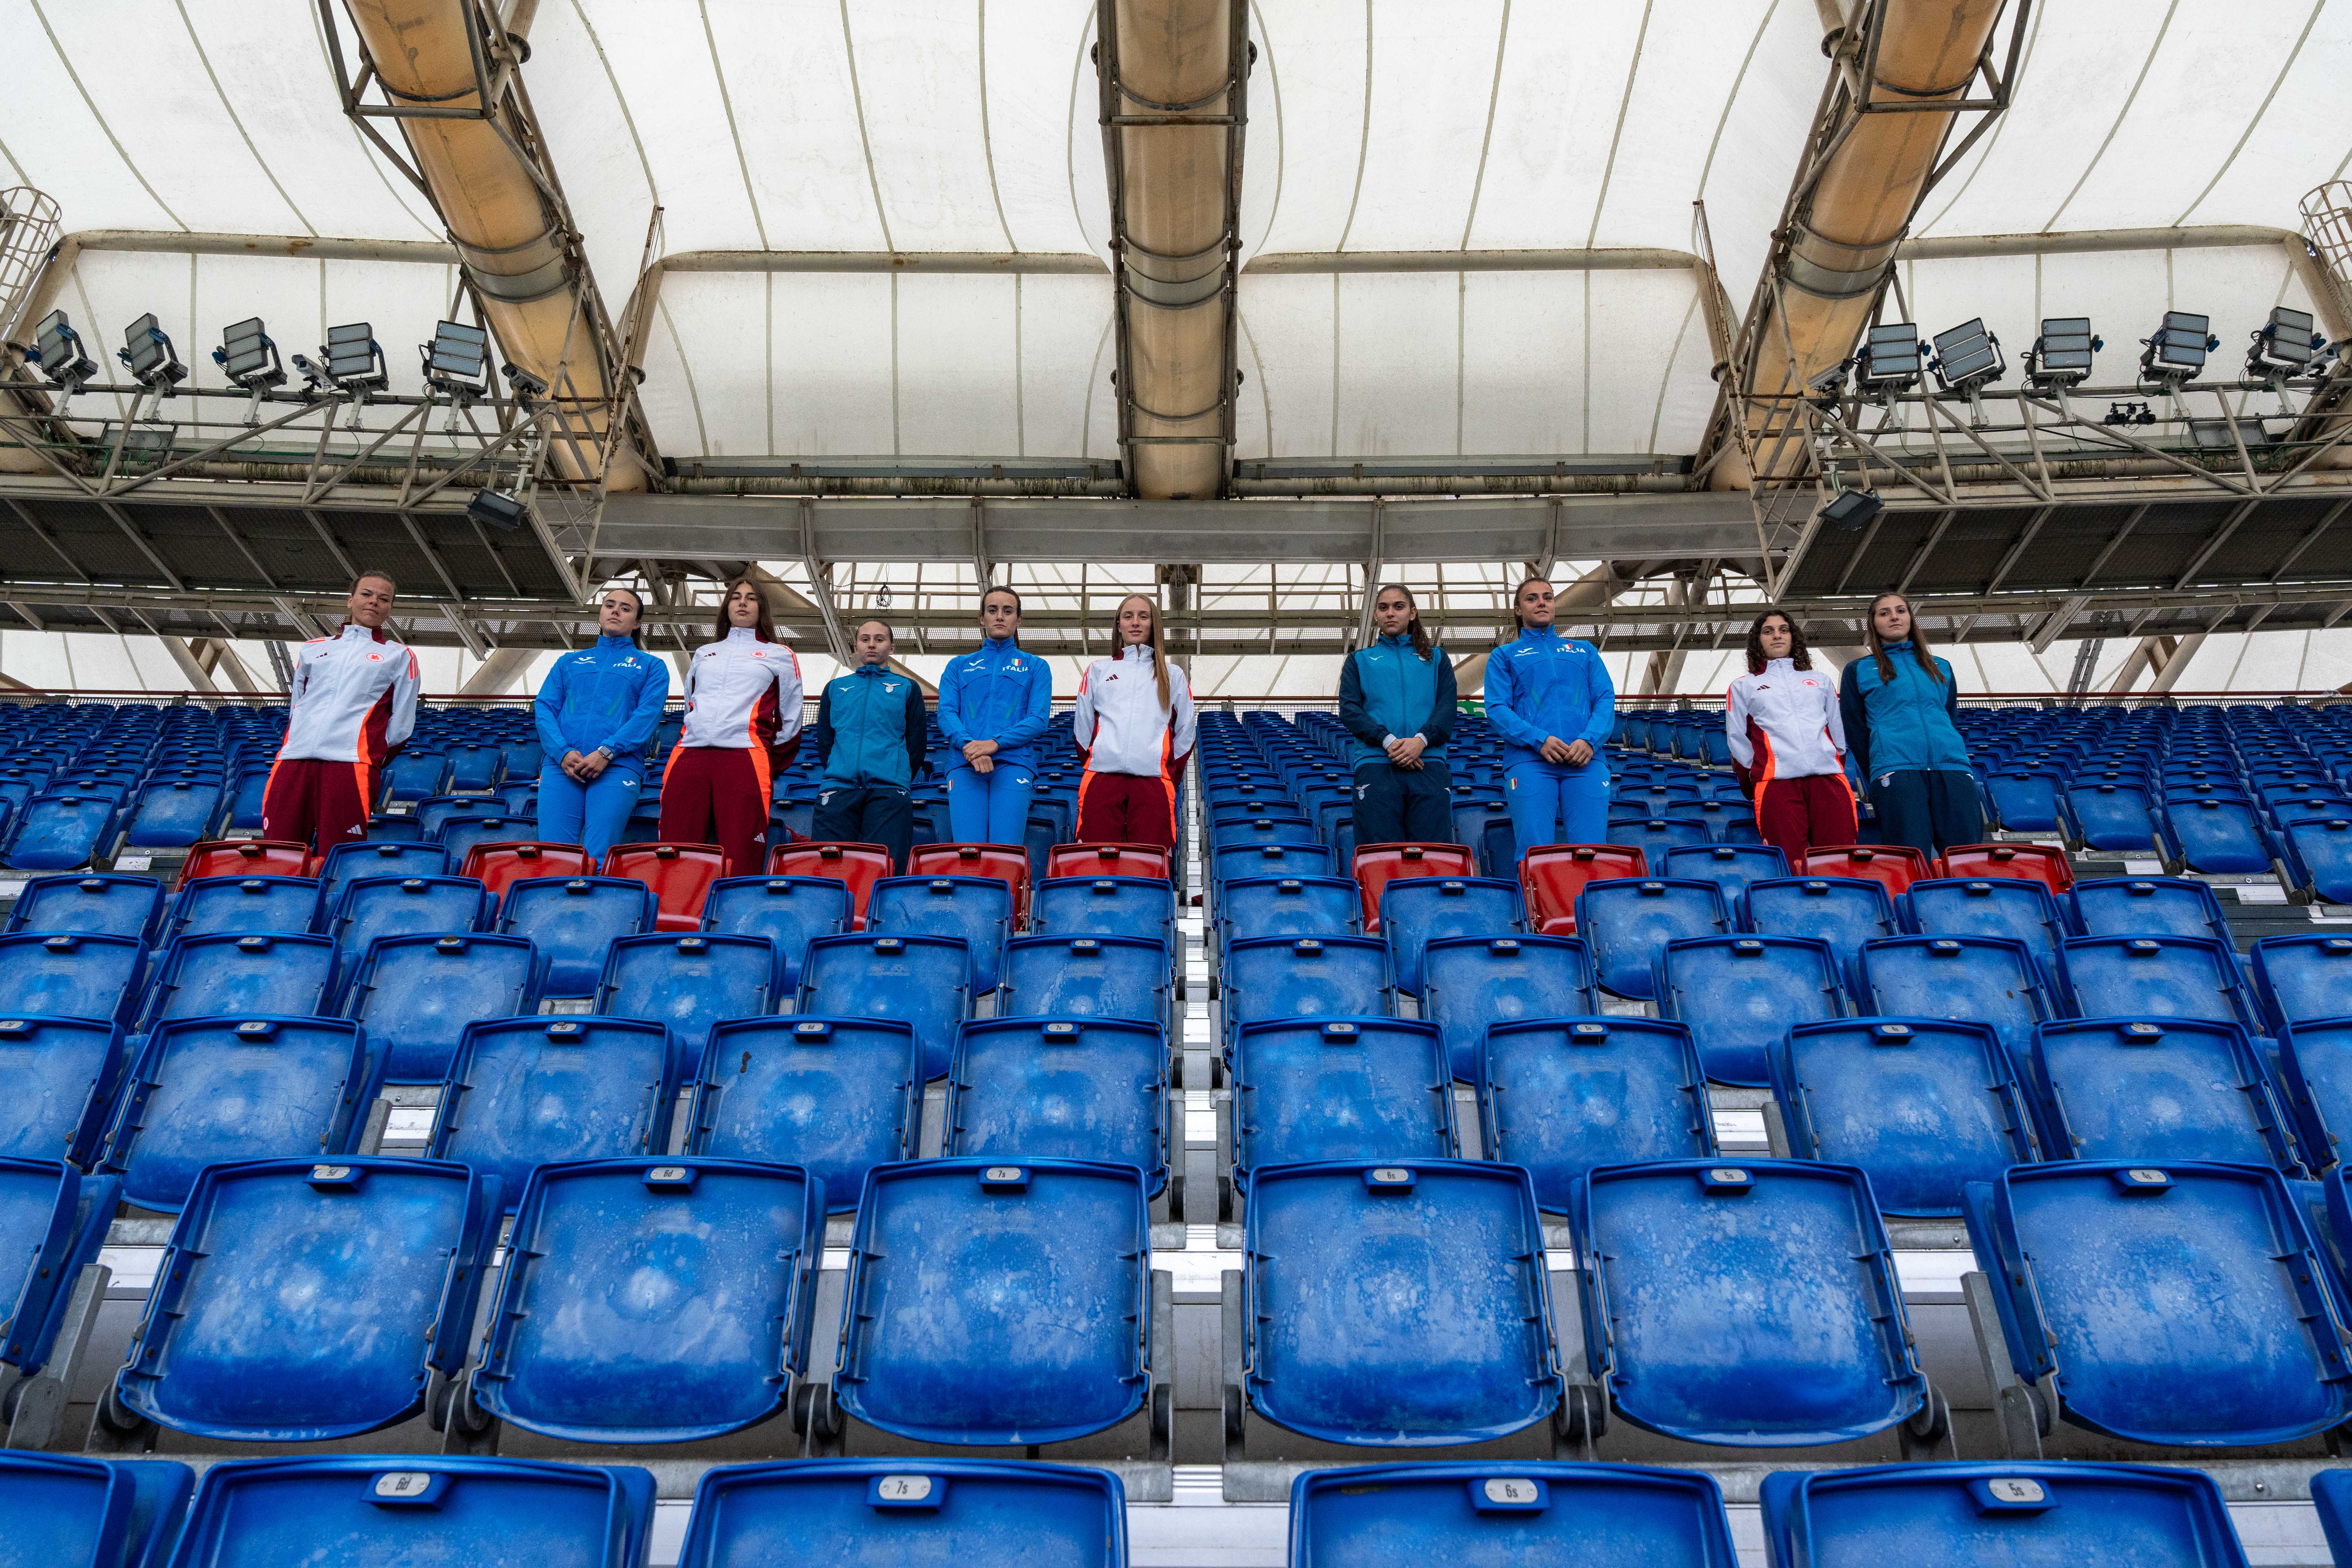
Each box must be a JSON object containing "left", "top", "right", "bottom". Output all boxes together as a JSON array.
[
  {"left": 533, "top": 586, "right": 672, "bottom": 859},
  {"left": 938, "top": 586, "right": 1054, "bottom": 843},
  {"left": 1484, "top": 575, "right": 1616, "bottom": 858}
]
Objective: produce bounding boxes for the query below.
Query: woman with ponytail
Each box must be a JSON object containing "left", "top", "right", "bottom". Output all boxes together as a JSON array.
[
  {"left": 1835, "top": 591, "right": 1981, "bottom": 856},
  {"left": 1071, "top": 594, "right": 1196, "bottom": 850}
]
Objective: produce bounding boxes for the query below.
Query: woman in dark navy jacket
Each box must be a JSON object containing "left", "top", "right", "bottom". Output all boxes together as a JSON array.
[{"left": 1836, "top": 591, "right": 1982, "bottom": 856}]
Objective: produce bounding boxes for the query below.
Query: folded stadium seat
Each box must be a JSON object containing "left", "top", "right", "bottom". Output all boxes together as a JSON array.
[
  {"left": 0, "top": 1158, "right": 119, "bottom": 1388},
  {"left": 1352, "top": 843, "right": 1479, "bottom": 933},
  {"left": 998, "top": 933, "right": 1169, "bottom": 1044},
  {"left": 2056, "top": 934, "right": 2261, "bottom": 1035},
  {"left": 1, "top": 794, "right": 118, "bottom": 872},
  {"left": 1768, "top": 1019, "right": 2041, "bottom": 1217},
  {"left": 770, "top": 791, "right": 817, "bottom": 847},
  {"left": 500, "top": 738, "right": 545, "bottom": 780},
  {"left": 162, "top": 1457, "right": 650, "bottom": 1568},
  {"left": 0, "top": 1014, "right": 127, "bottom": 1168},
  {"left": 156, "top": 875, "right": 322, "bottom": 952},
  {"left": 1380, "top": 878, "right": 1525, "bottom": 1001},
  {"left": 1421, "top": 934, "right": 1599, "bottom": 1081},
  {"left": 1210, "top": 842, "right": 1336, "bottom": 908},
  {"left": 1219, "top": 875, "right": 1360, "bottom": 948},
  {"left": 0, "top": 1452, "right": 193, "bottom": 1568},
  {"left": 945, "top": 1016, "right": 1170, "bottom": 1195},
  {"left": 1034, "top": 874, "right": 1178, "bottom": 948},
  {"left": 175, "top": 838, "right": 309, "bottom": 884},
  {"left": 2029, "top": 1017, "right": 2303, "bottom": 1173},
  {"left": 1759, "top": 1463, "right": 2252, "bottom": 1568},
  {"left": 597, "top": 931, "right": 782, "bottom": 1081},
  {"left": 378, "top": 748, "right": 452, "bottom": 805},
  {"left": 135, "top": 932, "right": 334, "bottom": 1031},
  {"left": 427, "top": 1018, "right": 681, "bottom": 1210},
  {"left": 344, "top": 933, "right": 543, "bottom": 1085},
  {"left": 687, "top": 1017, "right": 919, "bottom": 1213},
  {"left": 98, "top": 1016, "right": 375, "bottom": 1213},
  {"left": 1518, "top": 845, "right": 1647, "bottom": 936},
  {"left": 324, "top": 874, "right": 496, "bottom": 997},
  {"left": 223, "top": 768, "right": 274, "bottom": 833},
  {"left": 1933, "top": 842, "right": 2075, "bottom": 895},
  {"left": 1655, "top": 935, "right": 1844, "bottom": 1088},
  {"left": 2070, "top": 875, "right": 2234, "bottom": 945},
  {"left": 1567, "top": 1160, "right": 1934, "bottom": 1449},
  {"left": 493, "top": 779, "right": 540, "bottom": 818},
  {"left": 1859, "top": 934, "right": 2058, "bottom": 1098},
  {"left": 814, "top": 1158, "right": 1161, "bottom": 1452},
  {"left": 435, "top": 815, "right": 541, "bottom": 867},
  {"left": 601, "top": 841, "right": 726, "bottom": 932},
  {"left": 0, "top": 932, "right": 146, "bottom": 1027},
  {"left": 1230, "top": 1159, "right": 1560, "bottom": 1453},
  {"left": 868, "top": 875, "right": 1015, "bottom": 995},
  {"left": 1903, "top": 876, "right": 2070, "bottom": 982},
  {"left": 102, "top": 1158, "right": 499, "bottom": 1444},
  {"left": 2163, "top": 795, "right": 2282, "bottom": 876},
  {"left": 1293, "top": 1462, "right": 1736, "bottom": 1568},
  {"left": 2064, "top": 782, "right": 2168, "bottom": 855},
  {"left": 1984, "top": 768, "right": 2068, "bottom": 834},
  {"left": 1222, "top": 934, "right": 1392, "bottom": 1050},
  {"left": 316, "top": 839, "right": 453, "bottom": 912},
  {"left": 1451, "top": 797, "right": 1514, "bottom": 874},
  {"left": 796, "top": 931, "right": 971, "bottom": 1080},
  {"left": 1797, "top": 844, "right": 1931, "bottom": 899},
  {"left": 1210, "top": 808, "right": 1317, "bottom": 847},
  {"left": 120, "top": 779, "right": 225, "bottom": 850},
  {"left": 1229, "top": 1018, "right": 1454, "bottom": 1191},
  {"left": 2280, "top": 1017, "right": 2352, "bottom": 1172},
  {"left": 768, "top": 842, "right": 894, "bottom": 930},
  {"left": 1046, "top": 841, "right": 1173, "bottom": 881},
  {"left": 1659, "top": 843, "right": 1789, "bottom": 923},
  {"left": 1474, "top": 1018, "right": 1714, "bottom": 1213},
  {"left": 458, "top": 841, "right": 596, "bottom": 905},
  {"left": 1604, "top": 819, "right": 1714, "bottom": 878},
  {"left": 2281, "top": 816, "right": 2352, "bottom": 902},
  {"left": 2251, "top": 935, "right": 2352, "bottom": 1035},
  {"left": 487, "top": 878, "right": 653, "bottom": 1000},
  {"left": 441, "top": 742, "right": 504, "bottom": 792},
  {"left": 6, "top": 872, "right": 166, "bottom": 942},
  {"left": 675, "top": 1460, "right": 1124, "bottom": 1568},
  {"left": 1962, "top": 1161, "right": 2352, "bottom": 1450},
  {"left": 1575, "top": 878, "right": 1732, "bottom": 1001}
]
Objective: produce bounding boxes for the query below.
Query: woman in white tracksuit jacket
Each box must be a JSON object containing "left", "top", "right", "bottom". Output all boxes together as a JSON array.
[
  {"left": 1072, "top": 594, "right": 1196, "bottom": 850},
  {"left": 1724, "top": 610, "right": 1857, "bottom": 863}
]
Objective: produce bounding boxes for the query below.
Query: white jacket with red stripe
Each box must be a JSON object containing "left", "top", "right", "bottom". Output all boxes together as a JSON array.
[
  {"left": 277, "top": 623, "right": 420, "bottom": 764},
  {"left": 678, "top": 627, "right": 805, "bottom": 750},
  {"left": 1073, "top": 645, "right": 1195, "bottom": 779},
  {"left": 1725, "top": 657, "right": 1847, "bottom": 780}
]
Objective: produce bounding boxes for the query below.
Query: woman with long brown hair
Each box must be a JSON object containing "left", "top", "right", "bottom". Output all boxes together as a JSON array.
[
  {"left": 1834, "top": 590, "right": 1981, "bottom": 856},
  {"left": 1725, "top": 609, "right": 1855, "bottom": 860},
  {"left": 657, "top": 576, "right": 804, "bottom": 874},
  {"left": 1339, "top": 583, "right": 1458, "bottom": 845},
  {"left": 1071, "top": 593, "right": 1196, "bottom": 849}
]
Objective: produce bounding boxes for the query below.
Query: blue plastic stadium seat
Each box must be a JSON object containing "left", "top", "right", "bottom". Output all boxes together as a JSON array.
[
  {"left": 122, "top": 780, "right": 224, "bottom": 849},
  {"left": 1904, "top": 876, "right": 2070, "bottom": 978},
  {"left": 946, "top": 1017, "right": 1169, "bottom": 1194},
  {"left": 2030, "top": 1017, "right": 2302, "bottom": 1172},
  {"left": 1239, "top": 1160, "right": 1557, "bottom": 1446},
  {"left": 1607, "top": 817, "right": 1714, "bottom": 869},
  {"left": 1294, "top": 1462, "right": 1735, "bottom": 1568},
  {"left": 1987, "top": 769, "right": 2066, "bottom": 833},
  {"left": 381, "top": 750, "right": 454, "bottom": 805},
  {"left": 1744, "top": 876, "right": 1897, "bottom": 992},
  {"left": 497, "top": 876, "right": 655, "bottom": 999},
  {"left": 1659, "top": 843, "right": 1790, "bottom": 922},
  {"left": 2165, "top": 796, "right": 2278, "bottom": 876},
  {"left": 1210, "top": 843, "right": 1334, "bottom": 900},
  {"left": 0, "top": 1452, "right": 193, "bottom": 1568},
  {"left": 1769, "top": 1018, "right": 2039, "bottom": 1216},
  {"left": 1474, "top": 1017, "right": 1714, "bottom": 1212},
  {"left": 1420, "top": 934, "right": 1596, "bottom": 1080},
  {"left": 998, "top": 933, "right": 1168, "bottom": 1030},
  {"left": 797, "top": 932, "right": 970, "bottom": 1080},
  {"left": 676, "top": 1460, "right": 1124, "bottom": 1568},
  {"left": 2071, "top": 875, "right": 2233, "bottom": 945},
  {"left": 2057, "top": 934, "right": 2259, "bottom": 1034},
  {"left": 159, "top": 876, "right": 323, "bottom": 950},
  {"left": 163, "top": 1456, "right": 653, "bottom": 1568},
  {"left": 2281, "top": 1018, "right": 2352, "bottom": 1172},
  {"left": 325, "top": 873, "right": 495, "bottom": 997},
  {"left": 1223, "top": 934, "right": 1392, "bottom": 1047},
  {"left": 435, "top": 816, "right": 537, "bottom": 866},
  {"left": 113, "top": 1158, "right": 499, "bottom": 1441},
  {"left": 700, "top": 875, "right": 850, "bottom": 994},
  {"left": 1962, "top": 1161, "right": 2352, "bottom": 1446},
  {"left": 7, "top": 873, "right": 164, "bottom": 943},
  {"left": 688, "top": 1017, "right": 918, "bottom": 1213},
  {"left": 100, "top": 1017, "right": 374, "bottom": 1212},
  {"left": 2251, "top": 934, "right": 2352, "bottom": 1035},
  {"left": 868, "top": 875, "right": 1014, "bottom": 995},
  {"left": 468, "top": 1157, "right": 821, "bottom": 1442},
  {"left": 1860, "top": 935, "right": 2057, "bottom": 1094},
  {"left": 314, "top": 839, "right": 453, "bottom": 914},
  {"left": 600, "top": 931, "right": 782, "bottom": 1080},
  {"left": 2283, "top": 817, "right": 2352, "bottom": 903},
  {"left": 1230, "top": 1017, "right": 1453, "bottom": 1188},
  {"left": 1760, "top": 1463, "right": 2252, "bottom": 1568},
  {"left": 343, "top": 932, "right": 542, "bottom": 1084},
  {"left": 1218, "top": 874, "right": 1359, "bottom": 945},
  {"left": 3, "top": 794, "right": 118, "bottom": 871},
  {"left": 2066, "top": 782, "right": 2167, "bottom": 853},
  {"left": 428, "top": 1018, "right": 680, "bottom": 1208},
  {"left": 0, "top": 1157, "right": 119, "bottom": 1378},
  {"left": 1576, "top": 877, "right": 1732, "bottom": 1001},
  {"left": 135, "top": 931, "right": 333, "bottom": 1031},
  {"left": 1379, "top": 877, "right": 1525, "bottom": 999},
  {"left": 1034, "top": 874, "right": 1177, "bottom": 949},
  {"left": 1568, "top": 1159, "right": 1927, "bottom": 1446},
  {"left": 0, "top": 1014, "right": 126, "bottom": 1168},
  {"left": 1656, "top": 935, "right": 1843, "bottom": 1087},
  {"left": 829, "top": 1158, "right": 1151, "bottom": 1446}
]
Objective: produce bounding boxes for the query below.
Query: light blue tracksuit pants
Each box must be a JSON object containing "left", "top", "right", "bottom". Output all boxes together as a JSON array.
[
  {"left": 1504, "top": 760, "right": 1611, "bottom": 858},
  {"left": 536, "top": 760, "right": 646, "bottom": 862},
  {"left": 944, "top": 762, "right": 1037, "bottom": 844}
]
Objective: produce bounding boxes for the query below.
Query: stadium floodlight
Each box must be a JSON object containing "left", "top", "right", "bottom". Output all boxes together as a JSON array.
[
  {"left": 27, "top": 310, "right": 98, "bottom": 397},
  {"left": 2024, "top": 316, "right": 2100, "bottom": 390},
  {"left": 2248, "top": 306, "right": 2321, "bottom": 380},
  {"left": 2139, "top": 310, "right": 2216, "bottom": 388},
  {"left": 316, "top": 321, "right": 388, "bottom": 398},
  {"left": 1820, "top": 488, "right": 1884, "bottom": 533},
  {"left": 1855, "top": 322, "right": 1923, "bottom": 393},
  {"left": 467, "top": 487, "right": 529, "bottom": 533},
  {"left": 212, "top": 316, "right": 285, "bottom": 425},
  {"left": 1928, "top": 317, "right": 2005, "bottom": 395},
  {"left": 420, "top": 319, "right": 491, "bottom": 402},
  {"left": 116, "top": 313, "right": 187, "bottom": 394}
]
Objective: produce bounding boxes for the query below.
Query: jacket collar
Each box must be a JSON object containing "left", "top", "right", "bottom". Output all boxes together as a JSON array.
[
  {"left": 723, "top": 626, "right": 763, "bottom": 645},
  {"left": 1375, "top": 632, "right": 1416, "bottom": 650},
  {"left": 1515, "top": 625, "right": 1559, "bottom": 644},
  {"left": 337, "top": 622, "right": 388, "bottom": 643},
  {"left": 593, "top": 633, "right": 636, "bottom": 650},
  {"left": 1114, "top": 644, "right": 1155, "bottom": 665},
  {"left": 849, "top": 662, "right": 889, "bottom": 679},
  {"left": 1763, "top": 657, "right": 1797, "bottom": 675}
]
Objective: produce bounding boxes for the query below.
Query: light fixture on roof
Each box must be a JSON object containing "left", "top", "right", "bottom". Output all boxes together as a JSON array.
[
  {"left": 1855, "top": 322, "right": 1923, "bottom": 395},
  {"left": 2024, "top": 317, "right": 2100, "bottom": 390},
  {"left": 26, "top": 309, "right": 98, "bottom": 405},
  {"left": 420, "top": 319, "right": 491, "bottom": 406},
  {"left": 1928, "top": 317, "right": 2005, "bottom": 398},
  {"left": 467, "top": 487, "right": 530, "bottom": 533},
  {"left": 2247, "top": 306, "right": 2321, "bottom": 381},
  {"left": 211, "top": 316, "right": 284, "bottom": 425},
  {"left": 2138, "top": 310, "right": 2217, "bottom": 388},
  {"left": 1820, "top": 488, "right": 1884, "bottom": 533},
  {"left": 116, "top": 313, "right": 186, "bottom": 396}
]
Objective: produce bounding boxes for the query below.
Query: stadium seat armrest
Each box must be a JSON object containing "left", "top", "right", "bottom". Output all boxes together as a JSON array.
[
  {"left": 1149, "top": 1268, "right": 1174, "bottom": 1460},
  {"left": 1961, "top": 1267, "right": 2048, "bottom": 1459},
  {"left": 1219, "top": 1268, "right": 1246, "bottom": 1459}
]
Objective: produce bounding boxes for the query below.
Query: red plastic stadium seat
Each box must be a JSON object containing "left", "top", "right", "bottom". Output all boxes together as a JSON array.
[
  {"left": 1518, "top": 844, "right": 1647, "bottom": 935},
  {"left": 1796, "top": 844, "right": 1932, "bottom": 899},
  {"left": 909, "top": 842, "right": 1034, "bottom": 923},
  {"left": 602, "top": 842, "right": 727, "bottom": 932},
  {"left": 768, "top": 841, "right": 894, "bottom": 930},
  {"left": 459, "top": 841, "right": 597, "bottom": 905},
  {"left": 1352, "top": 842, "right": 1479, "bottom": 932},
  {"left": 1933, "top": 842, "right": 2076, "bottom": 894},
  {"left": 1045, "top": 841, "right": 1174, "bottom": 882},
  {"left": 177, "top": 839, "right": 310, "bottom": 886}
]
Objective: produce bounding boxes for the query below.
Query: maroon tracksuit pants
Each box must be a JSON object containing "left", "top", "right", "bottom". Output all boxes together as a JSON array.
[
  {"left": 658, "top": 745, "right": 772, "bottom": 876},
  {"left": 261, "top": 756, "right": 378, "bottom": 855},
  {"left": 1077, "top": 771, "right": 1178, "bottom": 850},
  {"left": 1754, "top": 771, "right": 1859, "bottom": 864}
]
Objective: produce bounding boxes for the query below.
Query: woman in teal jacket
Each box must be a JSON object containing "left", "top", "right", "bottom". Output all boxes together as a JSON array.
[
  {"left": 1836, "top": 591, "right": 1982, "bottom": 856},
  {"left": 938, "top": 586, "right": 1053, "bottom": 843},
  {"left": 533, "top": 586, "right": 671, "bottom": 859}
]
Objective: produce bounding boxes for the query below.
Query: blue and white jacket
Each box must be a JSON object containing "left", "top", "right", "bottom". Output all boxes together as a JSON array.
[
  {"left": 1484, "top": 626, "right": 1616, "bottom": 770},
  {"left": 1338, "top": 634, "right": 1457, "bottom": 769},
  {"left": 532, "top": 634, "right": 670, "bottom": 771},
  {"left": 813, "top": 664, "right": 929, "bottom": 788},
  {"left": 938, "top": 636, "right": 1052, "bottom": 771}
]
